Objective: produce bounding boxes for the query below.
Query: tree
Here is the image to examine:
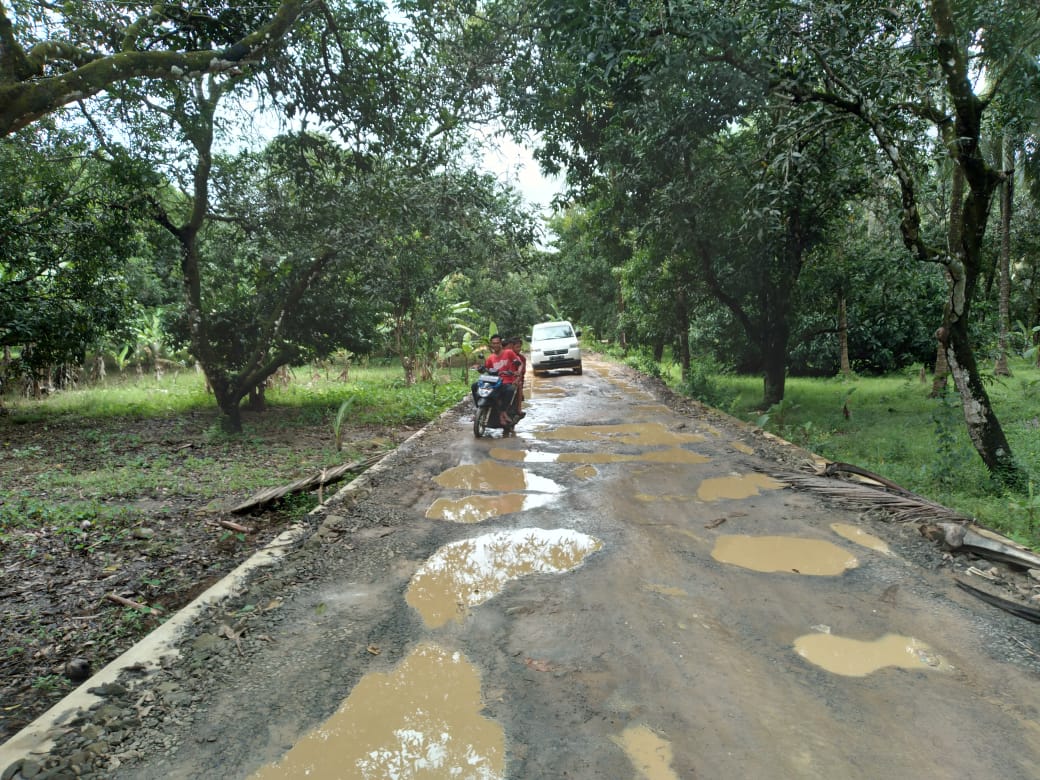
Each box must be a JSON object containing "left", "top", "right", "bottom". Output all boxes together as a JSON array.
[
  {"left": 366, "top": 168, "right": 536, "bottom": 384},
  {"left": 766, "top": 0, "right": 1037, "bottom": 488},
  {"left": 487, "top": 0, "right": 1038, "bottom": 488},
  {"left": 0, "top": 124, "right": 149, "bottom": 374},
  {"left": 0, "top": 1, "right": 314, "bottom": 137}
]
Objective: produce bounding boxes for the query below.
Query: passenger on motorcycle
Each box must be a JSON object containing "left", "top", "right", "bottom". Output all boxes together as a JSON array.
[
  {"left": 472, "top": 334, "right": 521, "bottom": 426},
  {"left": 505, "top": 336, "right": 527, "bottom": 418}
]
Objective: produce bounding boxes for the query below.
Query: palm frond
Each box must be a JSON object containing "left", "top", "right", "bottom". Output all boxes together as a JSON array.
[{"left": 763, "top": 470, "right": 973, "bottom": 524}]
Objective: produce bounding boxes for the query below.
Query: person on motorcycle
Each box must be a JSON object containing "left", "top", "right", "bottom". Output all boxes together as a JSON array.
[
  {"left": 472, "top": 334, "right": 520, "bottom": 426},
  {"left": 506, "top": 336, "right": 527, "bottom": 418}
]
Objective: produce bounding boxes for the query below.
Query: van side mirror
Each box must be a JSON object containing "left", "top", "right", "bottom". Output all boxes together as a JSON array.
[{"left": 575, "top": 331, "right": 582, "bottom": 338}]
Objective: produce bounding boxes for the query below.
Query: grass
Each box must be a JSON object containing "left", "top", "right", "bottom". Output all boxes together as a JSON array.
[
  {"left": 659, "top": 357, "right": 1040, "bottom": 548},
  {"left": 0, "top": 359, "right": 470, "bottom": 538}
]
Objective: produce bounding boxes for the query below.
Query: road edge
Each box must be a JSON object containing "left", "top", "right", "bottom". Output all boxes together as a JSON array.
[{"left": 0, "top": 400, "right": 464, "bottom": 768}]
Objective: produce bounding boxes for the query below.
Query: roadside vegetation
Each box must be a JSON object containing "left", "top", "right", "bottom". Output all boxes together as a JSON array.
[
  {"left": 628, "top": 350, "right": 1040, "bottom": 549},
  {"left": 5, "top": 0, "right": 1040, "bottom": 734},
  {"left": 0, "top": 360, "right": 466, "bottom": 741}
]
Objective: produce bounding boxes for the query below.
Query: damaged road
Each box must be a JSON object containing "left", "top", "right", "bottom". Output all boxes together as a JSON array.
[{"left": 3, "top": 358, "right": 1040, "bottom": 779}]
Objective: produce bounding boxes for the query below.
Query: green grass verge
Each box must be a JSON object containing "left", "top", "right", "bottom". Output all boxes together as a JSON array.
[
  {"left": 655, "top": 357, "right": 1040, "bottom": 548},
  {"left": 0, "top": 361, "right": 470, "bottom": 538}
]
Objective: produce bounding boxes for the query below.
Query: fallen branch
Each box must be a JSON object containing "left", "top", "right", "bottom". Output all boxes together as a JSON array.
[
  {"left": 106, "top": 593, "right": 163, "bottom": 613},
  {"left": 954, "top": 578, "right": 1040, "bottom": 624},
  {"left": 230, "top": 454, "right": 381, "bottom": 514},
  {"left": 937, "top": 523, "right": 1040, "bottom": 570},
  {"left": 218, "top": 519, "right": 254, "bottom": 534}
]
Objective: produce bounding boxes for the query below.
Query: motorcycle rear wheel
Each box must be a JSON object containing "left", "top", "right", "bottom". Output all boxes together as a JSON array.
[{"left": 474, "top": 406, "right": 491, "bottom": 437}]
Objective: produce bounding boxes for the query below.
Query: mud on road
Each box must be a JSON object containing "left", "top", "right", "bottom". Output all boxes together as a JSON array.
[{"left": 3, "top": 358, "right": 1040, "bottom": 779}]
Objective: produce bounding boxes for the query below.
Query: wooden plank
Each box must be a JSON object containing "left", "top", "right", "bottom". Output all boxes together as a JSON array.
[{"left": 230, "top": 455, "right": 380, "bottom": 514}]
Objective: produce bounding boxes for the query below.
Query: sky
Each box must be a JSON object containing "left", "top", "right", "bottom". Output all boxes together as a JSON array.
[
  {"left": 481, "top": 134, "right": 565, "bottom": 212},
  {"left": 475, "top": 129, "right": 566, "bottom": 250}
]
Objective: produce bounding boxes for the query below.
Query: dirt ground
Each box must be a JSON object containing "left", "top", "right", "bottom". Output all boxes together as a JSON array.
[
  {"left": 0, "top": 405, "right": 414, "bottom": 744},
  {"left": 3, "top": 358, "right": 1040, "bottom": 779}
]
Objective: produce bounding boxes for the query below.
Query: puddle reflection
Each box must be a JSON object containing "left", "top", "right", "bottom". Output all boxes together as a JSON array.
[
  {"left": 406, "top": 528, "right": 602, "bottom": 627},
  {"left": 536, "top": 423, "right": 705, "bottom": 446},
  {"left": 488, "top": 448, "right": 708, "bottom": 466},
  {"left": 251, "top": 642, "right": 504, "bottom": 780},
  {"left": 434, "top": 461, "right": 563, "bottom": 494},
  {"left": 426, "top": 493, "right": 557, "bottom": 524}
]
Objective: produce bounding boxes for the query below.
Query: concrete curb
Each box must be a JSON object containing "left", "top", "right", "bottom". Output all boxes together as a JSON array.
[{"left": 0, "top": 401, "right": 463, "bottom": 767}]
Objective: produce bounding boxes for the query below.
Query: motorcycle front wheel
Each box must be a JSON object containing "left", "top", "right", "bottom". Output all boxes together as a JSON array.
[{"left": 474, "top": 406, "right": 491, "bottom": 437}]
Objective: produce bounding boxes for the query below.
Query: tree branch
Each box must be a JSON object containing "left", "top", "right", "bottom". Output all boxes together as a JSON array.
[{"left": 0, "top": 0, "right": 313, "bottom": 137}]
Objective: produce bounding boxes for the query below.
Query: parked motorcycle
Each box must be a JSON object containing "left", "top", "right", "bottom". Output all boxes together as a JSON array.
[{"left": 472, "top": 369, "right": 522, "bottom": 437}]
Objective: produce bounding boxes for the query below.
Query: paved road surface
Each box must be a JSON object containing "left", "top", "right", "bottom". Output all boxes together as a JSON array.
[{"left": 4, "top": 358, "right": 1040, "bottom": 779}]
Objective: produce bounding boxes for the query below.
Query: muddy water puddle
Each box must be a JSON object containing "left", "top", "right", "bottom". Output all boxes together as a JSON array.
[
  {"left": 251, "top": 642, "right": 503, "bottom": 780},
  {"left": 406, "top": 528, "right": 602, "bottom": 627},
  {"left": 712, "top": 535, "right": 858, "bottom": 575},
  {"left": 830, "top": 522, "right": 891, "bottom": 554},
  {"left": 612, "top": 725, "right": 679, "bottom": 780},
  {"left": 426, "top": 493, "right": 557, "bottom": 523},
  {"left": 536, "top": 422, "right": 705, "bottom": 447},
  {"left": 433, "top": 461, "right": 563, "bottom": 494},
  {"left": 794, "top": 632, "right": 951, "bottom": 677},
  {"left": 490, "top": 446, "right": 708, "bottom": 466},
  {"left": 697, "top": 473, "right": 783, "bottom": 501}
]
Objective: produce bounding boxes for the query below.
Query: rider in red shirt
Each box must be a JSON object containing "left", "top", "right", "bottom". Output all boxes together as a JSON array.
[{"left": 480, "top": 334, "right": 520, "bottom": 426}]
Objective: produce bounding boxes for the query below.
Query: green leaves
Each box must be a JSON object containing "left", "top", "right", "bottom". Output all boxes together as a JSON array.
[{"left": 0, "top": 126, "right": 147, "bottom": 366}]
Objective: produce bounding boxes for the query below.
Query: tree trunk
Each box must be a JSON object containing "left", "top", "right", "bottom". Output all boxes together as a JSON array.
[
  {"left": 994, "top": 134, "right": 1012, "bottom": 377},
  {"left": 942, "top": 318, "right": 1022, "bottom": 487},
  {"left": 931, "top": 162, "right": 965, "bottom": 397},
  {"left": 838, "top": 294, "right": 851, "bottom": 378},
  {"left": 927, "top": 0, "right": 1026, "bottom": 490},
  {"left": 676, "top": 291, "right": 691, "bottom": 382},
  {"left": 762, "top": 320, "right": 789, "bottom": 408},
  {"left": 247, "top": 383, "right": 267, "bottom": 411}
]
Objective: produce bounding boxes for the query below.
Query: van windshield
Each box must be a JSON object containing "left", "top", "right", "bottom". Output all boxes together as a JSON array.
[{"left": 533, "top": 324, "right": 573, "bottom": 340}]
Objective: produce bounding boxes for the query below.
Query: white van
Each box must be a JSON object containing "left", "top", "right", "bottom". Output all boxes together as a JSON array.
[{"left": 530, "top": 320, "right": 582, "bottom": 375}]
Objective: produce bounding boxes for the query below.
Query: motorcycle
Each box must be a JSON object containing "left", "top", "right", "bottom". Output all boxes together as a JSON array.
[{"left": 472, "top": 369, "right": 523, "bottom": 437}]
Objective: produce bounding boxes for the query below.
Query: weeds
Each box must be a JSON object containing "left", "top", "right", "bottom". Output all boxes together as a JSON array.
[{"left": 652, "top": 356, "right": 1040, "bottom": 547}]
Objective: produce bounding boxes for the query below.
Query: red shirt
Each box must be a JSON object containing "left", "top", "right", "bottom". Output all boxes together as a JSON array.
[{"left": 485, "top": 348, "right": 521, "bottom": 384}]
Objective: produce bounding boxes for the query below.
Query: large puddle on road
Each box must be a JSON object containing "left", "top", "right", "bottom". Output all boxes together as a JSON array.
[
  {"left": 535, "top": 423, "right": 706, "bottom": 446},
  {"left": 712, "top": 535, "right": 858, "bottom": 575},
  {"left": 697, "top": 473, "right": 783, "bottom": 501},
  {"left": 489, "top": 447, "right": 559, "bottom": 463},
  {"left": 490, "top": 447, "right": 708, "bottom": 466},
  {"left": 251, "top": 642, "right": 504, "bottom": 780},
  {"left": 406, "top": 528, "right": 602, "bottom": 627},
  {"left": 612, "top": 724, "right": 679, "bottom": 780},
  {"left": 794, "top": 632, "right": 951, "bottom": 677},
  {"left": 433, "top": 461, "right": 563, "bottom": 494},
  {"left": 426, "top": 493, "right": 558, "bottom": 523},
  {"left": 830, "top": 522, "right": 891, "bottom": 554}
]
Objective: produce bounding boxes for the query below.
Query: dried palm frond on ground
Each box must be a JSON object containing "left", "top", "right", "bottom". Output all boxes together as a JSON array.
[{"left": 763, "top": 462, "right": 973, "bottom": 524}]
